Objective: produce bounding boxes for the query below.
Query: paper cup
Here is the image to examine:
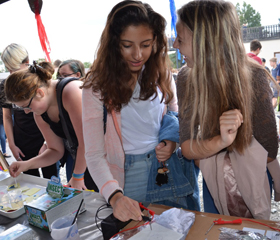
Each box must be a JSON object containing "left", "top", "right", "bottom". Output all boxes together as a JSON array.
[{"left": 51, "top": 215, "right": 80, "bottom": 240}]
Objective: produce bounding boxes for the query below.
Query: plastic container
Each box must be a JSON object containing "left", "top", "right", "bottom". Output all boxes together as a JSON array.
[
  {"left": 0, "top": 173, "right": 48, "bottom": 218},
  {"left": 51, "top": 214, "right": 80, "bottom": 240}
]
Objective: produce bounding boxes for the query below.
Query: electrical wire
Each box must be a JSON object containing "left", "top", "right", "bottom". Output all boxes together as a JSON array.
[
  {"left": 242, "top": 219, "right": 280, "bottom": 232},
  {"left": 95, "top": 203, "right": 112, "bottom": 232}
]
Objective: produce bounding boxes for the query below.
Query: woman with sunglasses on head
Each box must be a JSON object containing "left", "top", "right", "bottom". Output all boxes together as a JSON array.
[
  {"left": 0, "top": 43, "right": 57, "bottom": 179},
  {"left": 81, "top": 0, "right": 186, "bottom": 222},
  {"left": 6, "top": 61, "right": 97, "bottom": 191},
  {"left": 174, "top": 0, "right": 280, "bottom": 219}
]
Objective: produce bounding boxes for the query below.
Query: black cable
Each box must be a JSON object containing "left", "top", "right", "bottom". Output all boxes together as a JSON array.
[{"left": 95, "top": 203, "right": 112, "bottom": 232}]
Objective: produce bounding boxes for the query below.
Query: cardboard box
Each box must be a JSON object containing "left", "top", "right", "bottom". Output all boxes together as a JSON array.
[{"left": 24, "top": 188, "right": 83, "bottom": 232}]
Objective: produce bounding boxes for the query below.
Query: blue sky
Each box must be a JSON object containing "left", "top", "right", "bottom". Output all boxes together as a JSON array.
[{"left": 0, "top": 0, "right": 279, "bottom": 63}]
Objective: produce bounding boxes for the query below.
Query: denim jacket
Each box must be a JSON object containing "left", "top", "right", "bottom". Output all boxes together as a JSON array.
[{"left": 146, "top": 111, "right": 200, "bottom": 211}]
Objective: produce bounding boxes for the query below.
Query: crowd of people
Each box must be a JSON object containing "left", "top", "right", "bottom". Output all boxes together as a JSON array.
[{"left": 1, "top": 0, "right": 280, "bottom": 222}]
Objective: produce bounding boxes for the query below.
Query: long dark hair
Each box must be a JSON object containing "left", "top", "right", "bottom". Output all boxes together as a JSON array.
[{"left": 82, "top": 0, "right": 173, "bottom": 112}]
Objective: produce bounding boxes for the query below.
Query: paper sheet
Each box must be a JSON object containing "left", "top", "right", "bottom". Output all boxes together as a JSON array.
[
  {"left": 128, "top": 222, "right": 183, "bottom": 240},
  {"left": 24, "top": 188, "right": 41, "bottom": 196},
  {"left": 266, "top": 230, "right": 280, "bottom": 239}
]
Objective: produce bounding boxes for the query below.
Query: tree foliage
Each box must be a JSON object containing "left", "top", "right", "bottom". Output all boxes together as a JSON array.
[
  {"left": 83, "top": 62, "right": 92, "bottom": 69},
  {"left": 235, "top": 2, "right": 261, "bottom": 27},
  {"left": 168, "top": 52, "right": 184, "bottom": 69}
]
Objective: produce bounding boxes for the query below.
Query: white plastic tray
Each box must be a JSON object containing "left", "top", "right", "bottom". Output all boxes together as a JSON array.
[
  {"left": 0, "top": 171, "right": 10, "bottom": 181},
  {"left": 0, "top": 173, "right": 49, "bottom": 219}
]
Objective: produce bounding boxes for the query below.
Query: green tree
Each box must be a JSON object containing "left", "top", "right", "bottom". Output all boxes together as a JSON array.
[
  {"left": 168, "top": 52, "right": 184, "bottom": 69},
  {"left": 37, "top": 58, "right": 46, "bottom": 63},
  {"left": 83, "top": 62, "right": 92, "bottom": 69},
  {"left": 236, "top": 2, "right": 261, "bottom": 27}
]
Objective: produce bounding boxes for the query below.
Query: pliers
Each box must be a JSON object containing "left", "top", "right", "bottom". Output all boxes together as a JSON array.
[{"left": 139, "top": 202, "right": 155, "bottom": 230}]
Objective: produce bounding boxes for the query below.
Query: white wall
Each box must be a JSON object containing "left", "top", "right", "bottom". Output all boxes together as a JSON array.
[{"left": 244, "top": 39, "right": 280, "bottom": 68}]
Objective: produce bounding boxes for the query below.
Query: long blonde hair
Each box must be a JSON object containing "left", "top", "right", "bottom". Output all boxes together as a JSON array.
[{"left": 178, "top": 0, "right": 258, "bottom": 154}]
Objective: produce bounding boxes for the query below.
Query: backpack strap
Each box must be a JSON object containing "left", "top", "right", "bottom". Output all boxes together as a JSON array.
[
  {"left": 103, "top": 104, "right": 107, "bottom": 134},
  {"left": 56, "top": 77, "right": 79, "bottom": 151}
]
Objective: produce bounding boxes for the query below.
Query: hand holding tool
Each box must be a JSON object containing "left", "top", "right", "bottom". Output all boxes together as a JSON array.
[{"left": 139, "top": 202, "right": 155, "bottom": 230}]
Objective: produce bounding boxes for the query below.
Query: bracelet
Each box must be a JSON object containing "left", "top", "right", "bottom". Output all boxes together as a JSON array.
[
  {"left": 72, "top": 177, "right": 84, "bottom": 181},
  {"left": 72, "top": 173, "right": 85, "bottom": 178},
  {"left": 108, "top": 190, "right": 123, "bottom": 205}
]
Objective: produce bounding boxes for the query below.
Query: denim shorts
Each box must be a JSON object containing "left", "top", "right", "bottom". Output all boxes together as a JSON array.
[{"left": 123, "top": 149, "right": 155, "bottom": 202}]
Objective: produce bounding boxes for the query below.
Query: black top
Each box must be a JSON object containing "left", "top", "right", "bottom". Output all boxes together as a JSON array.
[
  {"left": 40, "top": 80, "right": 78, "bottom": 148},
  {"left": 13, "top": 109, "right": 44, "bottom": 155},
  {"left": 40, "top": 111, "right": 77, "bottom": 147}
]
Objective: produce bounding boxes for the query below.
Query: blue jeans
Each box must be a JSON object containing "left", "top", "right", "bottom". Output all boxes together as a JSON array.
[
  {"left": 123, "top": 149, "right": 154, "bottom": 202},
  {"left": 66, "top": 153, "right": 74, "bottom": 182},
  {"left": 0, "top": 124, "right": 6, "bottom": 154}
]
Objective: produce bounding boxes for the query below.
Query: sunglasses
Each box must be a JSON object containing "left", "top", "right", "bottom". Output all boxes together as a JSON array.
[
  {"left": 16, "top": 95, "right": 34, "bottom": 110},
  {"left": 58, "top": 72, "right": 78, "bottom": 80}
]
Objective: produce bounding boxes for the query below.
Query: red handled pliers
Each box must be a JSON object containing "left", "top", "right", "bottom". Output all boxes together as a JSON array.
[{"left": 139, "top": 202, "right": 155, "bottom": 230}]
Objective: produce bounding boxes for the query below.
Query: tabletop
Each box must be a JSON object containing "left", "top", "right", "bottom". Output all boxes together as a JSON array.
[{"left": 1, "top": 192, "right": 279, "bottom": 240}]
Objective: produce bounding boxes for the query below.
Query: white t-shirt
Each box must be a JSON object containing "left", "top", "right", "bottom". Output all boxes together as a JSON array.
[{"left": 121, "top": 81, "right": 165, "bottom": 155}]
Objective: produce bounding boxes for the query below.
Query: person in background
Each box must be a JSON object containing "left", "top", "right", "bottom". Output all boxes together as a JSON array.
[
  {"left": 262, "top": 58, "right": 270, "bottom": 73},
  {"left": 0, "top": 43, "right": 57, "bottom": 179},
  {"left": 270, "top": 57, "right": 280, "bottom": 83},
  {"left": 82, "top": 0, "right": 184, "bottom": 222},
  {"left": 174, "top": 0, "right": 280, "bottom": 220},
  {"left": 57, "top": 59, "right": 85, "bottom": 80},
  {"left": 57, "top": 59, "right": 86, "bottom": 182},
  {"left": 52, "top": 59, "right": 62, "bottom": 80},
  {"left": 0, "top": 107, "right": 10, "bottom": 158},
  {"left": 247, "top": 39, "right": 262, "bottom": 65},
  {"left": 269, "top": 57, "right": 280, "bottom": 139}
]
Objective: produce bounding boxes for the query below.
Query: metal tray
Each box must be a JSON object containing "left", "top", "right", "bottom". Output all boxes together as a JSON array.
[{"left": 0, "top": 173, "right": 48, "bottom": 219}]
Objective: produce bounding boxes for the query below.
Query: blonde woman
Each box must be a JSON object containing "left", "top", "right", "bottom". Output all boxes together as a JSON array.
[{"left": 174, "top": 0, "right": 280, "bottom": 219}]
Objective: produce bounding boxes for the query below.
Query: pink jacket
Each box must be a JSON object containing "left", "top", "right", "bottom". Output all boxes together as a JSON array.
[
  {"left": 82, "top": 88, "right": 124, "bottom": 202},
  {"left": 200, "top": 137, "right": 280, "bottom": 220},
  {"left": 82, "top": 80, "right": 178, "bottom": 202}
]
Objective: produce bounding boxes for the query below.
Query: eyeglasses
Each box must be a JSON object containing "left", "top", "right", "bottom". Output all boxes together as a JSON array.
[
  {"left": 58, "top": 72, "right": 77, "bottom": 80},
  {"left": 16, "top": 96, "right": 34, "bottom": 110}
]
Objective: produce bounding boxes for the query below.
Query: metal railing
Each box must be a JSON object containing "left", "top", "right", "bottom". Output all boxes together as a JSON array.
[
  {"left": 167, "top": 24, "right": 280, "bottom": 50},
  {"left": 242, "top": 24, "right": 280, "bottom": 42}
]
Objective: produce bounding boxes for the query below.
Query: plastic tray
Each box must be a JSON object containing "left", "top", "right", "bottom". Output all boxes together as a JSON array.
[
  {"left": 0, "top": 171, "right": 10, "bottom": 181},
  {"left": 0, "top": 173, "right": 49, "bottom": 219}
]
